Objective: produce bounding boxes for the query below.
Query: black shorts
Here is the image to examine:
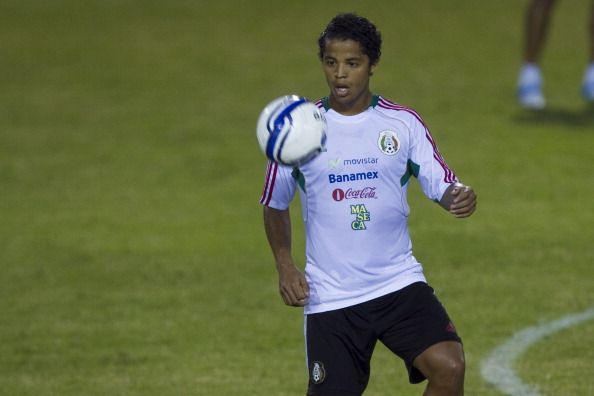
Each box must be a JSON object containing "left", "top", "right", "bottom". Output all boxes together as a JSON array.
[{"left": 305, "top": 282, "right": 461, "bottom": 396}]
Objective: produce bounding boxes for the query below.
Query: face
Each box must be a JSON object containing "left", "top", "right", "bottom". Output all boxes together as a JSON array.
[{"left": 321, "top": 38, "right": 376, "bottom": 115}]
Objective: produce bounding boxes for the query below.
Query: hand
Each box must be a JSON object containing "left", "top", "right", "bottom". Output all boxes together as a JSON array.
[
  {"left": 449, "top": 183, "right": 477, "bottom": 218},
  {"left": 277, "top": 263, "right": 310, "bottom": 307}
]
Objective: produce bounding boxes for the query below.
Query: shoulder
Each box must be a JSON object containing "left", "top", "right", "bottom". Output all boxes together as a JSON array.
[
  {"left": 373, "top": 96, "right": 428, "bottom": 129},
  {"left": 313, "top": 97, "right": 329, "bottom": 112}
]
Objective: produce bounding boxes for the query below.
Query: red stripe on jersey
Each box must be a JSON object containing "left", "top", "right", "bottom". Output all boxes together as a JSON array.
[
  {"left": 260, "top": 160, "right": 274, "bottom": 204},
  {"left": 425, "top": 130, "right": 457, "bottom": 184},
  {"left": 377, "top": 97, "right": 428, "bottom": 128},
  {"left": 377, "top": 97, "right": 457, "bottom": 184},
  {"left": 260, "top": 160, "right": 278, "bottom": 206}
]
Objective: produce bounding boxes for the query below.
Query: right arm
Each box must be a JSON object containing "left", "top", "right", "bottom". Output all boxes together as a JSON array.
[{"left": 263, "top": 206, "right": 309, "bottom": 307}]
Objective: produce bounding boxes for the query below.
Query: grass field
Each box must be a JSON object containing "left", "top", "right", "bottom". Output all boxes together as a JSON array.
[{"left": 1, "top": 1, "right": 593, "bottom": 395}]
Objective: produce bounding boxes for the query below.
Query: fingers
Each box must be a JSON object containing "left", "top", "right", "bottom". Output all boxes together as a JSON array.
[
  {"left": 281, "top": 286, "right": 309, "bottom": 307},
  {"left": 450, "top": 185, "right": 477, "bottom": 218},
  {"left": 279, "top": 274, "right": 310, "bottom": 307}
]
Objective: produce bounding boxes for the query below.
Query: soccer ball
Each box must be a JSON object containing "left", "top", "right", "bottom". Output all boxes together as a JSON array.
[{"left": 256, "top": 95, "right": 327, "bottom": 166}]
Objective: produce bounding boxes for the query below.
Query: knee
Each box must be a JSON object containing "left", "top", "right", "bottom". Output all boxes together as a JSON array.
[
  {"left": 422, "top": 350, "right": 465, "bottom": 383},
  {"left": 438, "top": 353, "right": 465, "bottom": 380},
  {"left": 414, "top": 341, "right": 465, "bottom": 390},
  {"left": 427, "top": 353, "right": 465, "bottom": 391}
]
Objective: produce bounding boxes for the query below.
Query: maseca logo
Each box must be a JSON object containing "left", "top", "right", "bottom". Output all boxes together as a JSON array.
[
  {"left": 332, "top": 187, "right": 378, "bottom": 201},
  {"left": 350, "top": 204, "right": 371, "bottom": 230}
]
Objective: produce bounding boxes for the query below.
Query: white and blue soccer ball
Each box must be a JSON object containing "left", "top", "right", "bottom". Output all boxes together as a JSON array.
[{"left": 256, "top": 95, "right": 327, "bottom": 166}]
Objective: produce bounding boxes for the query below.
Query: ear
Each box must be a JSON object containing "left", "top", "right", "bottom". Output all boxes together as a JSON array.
[{"left": 369, "top": 63, "right": 377, "bottom": 76}]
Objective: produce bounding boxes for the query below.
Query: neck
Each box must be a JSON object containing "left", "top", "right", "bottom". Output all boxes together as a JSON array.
[{"left": 329, "top": 91, "right": 373, "bottom": 116}]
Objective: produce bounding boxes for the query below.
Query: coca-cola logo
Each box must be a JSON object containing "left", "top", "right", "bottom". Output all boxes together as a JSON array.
[{"left": 332, "top": 187, "right": 378, "bottom": 201}]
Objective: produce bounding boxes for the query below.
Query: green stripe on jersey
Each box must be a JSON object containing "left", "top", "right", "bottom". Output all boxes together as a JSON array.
[
  {"left": 400, "top": 159, "right": 420, "bottom": 186},
  {"left": 292, "top": 167, "right": 306, "bottom": 192}
]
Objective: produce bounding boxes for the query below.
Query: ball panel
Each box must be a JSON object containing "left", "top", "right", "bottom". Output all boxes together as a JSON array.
[
  {"left": 266, "top": 98, "right": 308, "bottom": 161},
  {"left": 256, "top": 95, "right": 327, "bottom": 166}
]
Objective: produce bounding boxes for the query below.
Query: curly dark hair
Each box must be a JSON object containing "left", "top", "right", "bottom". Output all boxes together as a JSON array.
[{"left": 318, "top": 13, "right": 382, "bottom": 65}]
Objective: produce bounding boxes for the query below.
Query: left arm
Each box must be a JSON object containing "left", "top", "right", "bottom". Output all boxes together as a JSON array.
[
  {"left": 439, "top": 182, "right": 477, "bottom": 218},
  {"left": 405, "top": 111, "right": 477, "bottom": 218}
]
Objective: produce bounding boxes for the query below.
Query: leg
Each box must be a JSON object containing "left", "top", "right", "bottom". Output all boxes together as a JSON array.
[
  {"left": 518, "top": 0, "right": 558, "bottom": 109},
  {"left": 582, "top": 1, "right": 594, "bottom": 101},
  {"left": 524, "top": 0, "right": 558, "bottom": 63},
  {"left": 588, "top": 1, "right": 594, "bottom": 63},
  {"left": 305, "top": 309, "right": 376, "bottom": 396},
  {"left": 374, "top": 283, "right": 464, "bottom": 388},
  {"left": 413, "top": 341, "right": 465, "bottom": 396}
]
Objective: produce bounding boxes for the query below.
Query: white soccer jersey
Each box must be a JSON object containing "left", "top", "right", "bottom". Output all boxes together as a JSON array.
[{"left": 260, "top": 95, "right": 458, "bottom": 314}]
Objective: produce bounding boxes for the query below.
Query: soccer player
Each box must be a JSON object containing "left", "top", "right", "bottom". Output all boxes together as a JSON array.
[
  {"left": 517, "top": 0, "right": 594, "bottom": 109},
  {"left": 260, "top": 13, "right": 477, "bottom": 396}
]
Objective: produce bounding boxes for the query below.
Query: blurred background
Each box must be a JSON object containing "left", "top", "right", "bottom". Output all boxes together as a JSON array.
[{"left": 1, "top": 1, "right": 593, "bottom": 395}]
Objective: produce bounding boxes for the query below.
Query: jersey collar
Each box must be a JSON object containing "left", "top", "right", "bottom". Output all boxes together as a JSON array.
[{"left": 320, "top": 94, "right": 380, "bottom": 111}]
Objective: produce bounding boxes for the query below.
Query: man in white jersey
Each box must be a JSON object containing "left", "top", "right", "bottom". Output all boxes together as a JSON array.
[{"left": 260, "top": 13, "right": 477, "bottom": 396}]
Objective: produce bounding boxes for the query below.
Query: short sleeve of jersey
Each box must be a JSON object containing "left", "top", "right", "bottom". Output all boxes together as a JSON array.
[
  {"left": 259, "top": 160, "right": 297, "bottom": 210},
  {"left": 408, "top": 116, "right": 458, "bottom": 202}
]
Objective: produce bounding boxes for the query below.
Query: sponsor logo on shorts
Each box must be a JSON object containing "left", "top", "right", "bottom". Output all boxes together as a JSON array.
[
  {"left": 332, "top": 187, "right": 377, "bottom": 201},
  {"left": 311, "top": 361, "right": 326, "bottom": 384},
  {"left": 446, "top": 321, "right": 457, "bottom": 334}
]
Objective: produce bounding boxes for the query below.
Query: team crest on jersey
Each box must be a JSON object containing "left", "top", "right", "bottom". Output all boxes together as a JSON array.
[
  {"left": 311, "top": 361, "right": 326, "bottom": 384},
  {"left": 377, "top": 130, "right": 400, "bottom": 156}
]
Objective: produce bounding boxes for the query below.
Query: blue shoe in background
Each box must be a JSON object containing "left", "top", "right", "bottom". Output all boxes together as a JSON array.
[
  {"left": 582, "top": 82, "right": 594, "bottom": 102},
  {"left": 518, "top": 84, "right": 546, "bottom": 110},
  {"left": 517, "top": 64, "right": 545, "bottom": 110},
  {"left": 582, "top": 63, "right": 594, "bottom": 103}
]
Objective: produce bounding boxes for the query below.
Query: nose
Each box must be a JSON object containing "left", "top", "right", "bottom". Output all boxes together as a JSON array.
[{"left": 335, "top": 63, "right": 347, "bottom": 78}]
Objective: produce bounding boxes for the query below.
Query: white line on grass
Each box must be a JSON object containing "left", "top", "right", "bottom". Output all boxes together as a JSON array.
[{"left": 481, "top": 306, "right": 594, "bottom": 396}]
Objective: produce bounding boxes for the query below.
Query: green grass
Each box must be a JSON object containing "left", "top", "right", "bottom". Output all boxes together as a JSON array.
[{"left": 1, "top": 1, "right": 593, "bottom": 395}]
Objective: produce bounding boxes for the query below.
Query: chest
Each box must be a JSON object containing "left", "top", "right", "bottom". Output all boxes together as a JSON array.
[{"left": 300, "top": 117, "right": 411, "bottom": 190}]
